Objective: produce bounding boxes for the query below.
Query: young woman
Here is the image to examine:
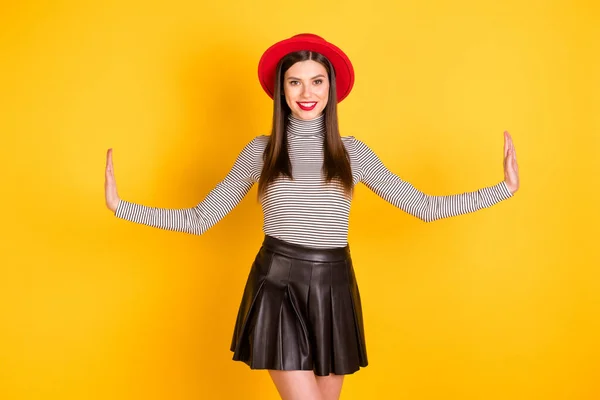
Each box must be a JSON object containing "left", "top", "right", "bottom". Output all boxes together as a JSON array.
[{"left": 104, "top": 33, "right": 520, "bottom": 400}]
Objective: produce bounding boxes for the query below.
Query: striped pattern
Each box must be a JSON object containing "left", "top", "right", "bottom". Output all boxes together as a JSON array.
[{"left": 115, "top": 114, "right": 513, "bottom": 248}]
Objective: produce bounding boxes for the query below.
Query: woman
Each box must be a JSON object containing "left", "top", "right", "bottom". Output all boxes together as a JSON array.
[{"left": 104, "top": 33, "right": 519, "bottom": 400}]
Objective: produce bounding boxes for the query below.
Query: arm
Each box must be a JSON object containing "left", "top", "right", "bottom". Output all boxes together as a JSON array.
[
  {"left": 352, "top": 138, "right": 514, "bottom": 222},
  {"left": 107, "top": 137, "right": 262, "bottom": 235}
]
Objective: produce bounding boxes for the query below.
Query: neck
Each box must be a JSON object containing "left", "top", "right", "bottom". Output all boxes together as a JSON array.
[{"left": 287, "top": 113, "right": 325, "bottom": 138}]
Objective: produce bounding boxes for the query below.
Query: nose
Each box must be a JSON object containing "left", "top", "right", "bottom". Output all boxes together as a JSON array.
[{"left": 301, "top": 84, "right": 312, "bottom": 98}]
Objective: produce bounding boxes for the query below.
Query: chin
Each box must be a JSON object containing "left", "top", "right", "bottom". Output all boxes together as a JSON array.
[{"left": 292, "top": 109, "right": 324, "bottom": 121}]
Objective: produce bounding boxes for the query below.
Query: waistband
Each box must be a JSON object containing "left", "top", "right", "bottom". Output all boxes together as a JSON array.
[{"left": 262, "top": 235, "right": 350, "bottom": 263}]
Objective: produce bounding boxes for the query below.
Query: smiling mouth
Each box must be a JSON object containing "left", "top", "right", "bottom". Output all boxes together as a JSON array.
[{"left": 297, "top": 102, "right": 317, "bottom": 111}]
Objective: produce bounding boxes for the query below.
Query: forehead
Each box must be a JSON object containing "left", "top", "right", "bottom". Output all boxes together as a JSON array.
[{"left": 284, "top": 60, "right": 328, "bottom": 78}]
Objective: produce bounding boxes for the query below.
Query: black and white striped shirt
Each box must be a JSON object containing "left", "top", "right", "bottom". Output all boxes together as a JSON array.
[{"left": 115, "top": 114, "right": 513, "bottom": 248}]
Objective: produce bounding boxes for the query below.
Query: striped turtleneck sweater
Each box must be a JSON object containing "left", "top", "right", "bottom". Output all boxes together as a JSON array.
[{"left": 115, "top": 114, "right": 513, "bottom": 248}]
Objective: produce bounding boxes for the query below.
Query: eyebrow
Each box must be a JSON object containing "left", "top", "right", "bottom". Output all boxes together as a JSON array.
[{"left": 286, "top": 74, "right": 326, "bottom": 80}]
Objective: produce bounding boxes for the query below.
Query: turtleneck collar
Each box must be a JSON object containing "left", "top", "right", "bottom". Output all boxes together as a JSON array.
[{"left": 287, "top": 114, "right": 325, "bottom": 138}]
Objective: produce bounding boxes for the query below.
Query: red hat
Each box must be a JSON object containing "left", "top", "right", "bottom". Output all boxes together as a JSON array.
[{"left": 258, "top": 33, "right": 355, "bottom": 103}]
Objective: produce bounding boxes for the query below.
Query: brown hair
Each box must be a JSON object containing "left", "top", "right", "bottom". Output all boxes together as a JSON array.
[{"left": 257, "top": 51, "right": 353, "bottom": 199}]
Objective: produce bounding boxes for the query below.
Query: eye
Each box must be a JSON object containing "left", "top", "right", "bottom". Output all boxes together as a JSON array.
[
  {"left": 313, "top": 79, "right": 323, "bottom": 85},
  {"left": 289, "top": 80, "right": 300, "bottom": 86}
]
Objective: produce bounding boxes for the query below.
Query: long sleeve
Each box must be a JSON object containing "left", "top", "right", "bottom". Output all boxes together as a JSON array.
[
  {"left": 114, "top": 136, "right": 263, "bottom": 234},
  {"left": 352, "top": 138, "right": 513, "bottom": 222}
]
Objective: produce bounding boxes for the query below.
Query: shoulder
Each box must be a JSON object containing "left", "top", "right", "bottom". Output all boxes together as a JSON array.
[
  {"left": 242, "top": 135, "right": 269, "bottom": 154},
  {"left": 341, "top": 135, "right": 357, "bottom": 148},
  {"left": 341, "top": 135, "right": 369, "bottom": 152},
  {"left": 252, "top": 134, "right": 270, "bottom": 146}
]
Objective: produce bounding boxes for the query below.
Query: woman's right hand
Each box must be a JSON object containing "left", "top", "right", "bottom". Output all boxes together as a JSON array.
[{"left": 105, "top": 148, "right": 120, "bottom": 213}]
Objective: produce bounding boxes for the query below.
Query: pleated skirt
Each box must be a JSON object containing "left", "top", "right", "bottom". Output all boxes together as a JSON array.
[{"left": 230, "top": 235, "right": 368, "bottom": 376}]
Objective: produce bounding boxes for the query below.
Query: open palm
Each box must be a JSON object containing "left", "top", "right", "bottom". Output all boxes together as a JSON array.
[
  {"left": 503, "top": 131, "right": 519, "bottom": 194},
  {"left": 105, "top": 148, "right": 120, "bottom": 212}
]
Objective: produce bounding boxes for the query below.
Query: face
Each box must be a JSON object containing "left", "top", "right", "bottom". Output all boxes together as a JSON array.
[{"left": 283, "top": 60, "right": 330, "bottom": 120}]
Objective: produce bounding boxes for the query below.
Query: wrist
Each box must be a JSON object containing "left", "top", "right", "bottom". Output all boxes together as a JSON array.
[{"left": 504, "top": 180, "right": 518, "bottom": 194}]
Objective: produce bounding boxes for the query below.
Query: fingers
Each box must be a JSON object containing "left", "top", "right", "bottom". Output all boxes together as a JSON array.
[
  {"left": 105, "top": 148, "right": 118, "bottom": 207},
  {"left": 504, "top": 131, "right": 518, "bottom": 167},
  {"left": 509, "top": 137, "right": 517, "bottom": 171},
  {"left": 508, "top": 146, "right": 519, "bottom": 178},
  {"left": 106, "top": 148, "right": 112, "bottom": 168},
  {"left": 506, "top": 132, "right": 515, "bottom": 154},
  {"left": 503, "top": 132, "right": 519, "bottom": 186},
  {"left": 511, "top": 137, "right": 516, "bottom": 160},
  {"left": 106, "top": 148, "right": 114, "bottom": 178}
]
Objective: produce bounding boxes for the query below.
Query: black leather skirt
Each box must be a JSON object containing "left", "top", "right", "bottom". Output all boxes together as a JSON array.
[{"left": 230, "top": 235, "right": 368, "bottom": 376}]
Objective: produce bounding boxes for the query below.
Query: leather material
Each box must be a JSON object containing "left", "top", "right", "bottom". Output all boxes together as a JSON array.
[{"left": 230, "top": 236, "right": 368, "bottom": 376}]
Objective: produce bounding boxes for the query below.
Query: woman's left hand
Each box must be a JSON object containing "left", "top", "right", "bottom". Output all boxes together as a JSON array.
[{"left": 503, "top": 131, "right": 520, "bottom": 194}]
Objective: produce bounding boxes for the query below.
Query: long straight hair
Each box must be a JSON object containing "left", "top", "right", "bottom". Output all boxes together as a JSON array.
[{"left": 257, "top": 51, "right": 353, "bottom": 199}]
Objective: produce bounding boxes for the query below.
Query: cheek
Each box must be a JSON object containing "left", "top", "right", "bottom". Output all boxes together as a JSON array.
[
  {"left": 283, "top": 86, "right": 294, "bottom": 107},
  {"left": 284, "top": 85, "right": 300, "bottom": 101},
  {"left": 319, "top": 85, "right": 330, "bottom": 102},
  {"left": 319, "top": 83, "right": 329, "bottom": 96}
]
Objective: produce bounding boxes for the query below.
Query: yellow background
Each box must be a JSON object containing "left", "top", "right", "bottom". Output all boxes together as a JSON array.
[{"left": 1, "top": 1, "right": 598, "bottom": 399}]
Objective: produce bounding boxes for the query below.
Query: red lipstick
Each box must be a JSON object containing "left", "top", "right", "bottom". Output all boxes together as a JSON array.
[{"left": 297, "top": 102, "right": 317, "bottom": 111}]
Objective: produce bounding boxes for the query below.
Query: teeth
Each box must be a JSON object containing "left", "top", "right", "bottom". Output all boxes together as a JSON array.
[{"left": 300, "top": 102, "right": 316, "bottom": 106}]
